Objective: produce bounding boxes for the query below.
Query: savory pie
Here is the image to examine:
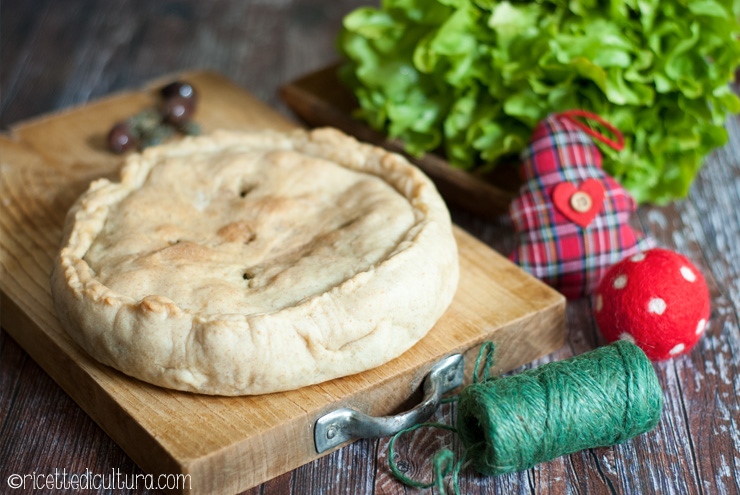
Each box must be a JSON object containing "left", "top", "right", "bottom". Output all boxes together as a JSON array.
[{"left": 52, "top": 128, "right": 459, "bottom": 395}]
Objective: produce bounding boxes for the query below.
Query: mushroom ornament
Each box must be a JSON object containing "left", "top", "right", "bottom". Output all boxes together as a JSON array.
[
  {"left": 509, "top": 111, "right": 653, "bottom": 299},
  {"left": 594, "top": 248, "right": 711, "bottom": 360}
]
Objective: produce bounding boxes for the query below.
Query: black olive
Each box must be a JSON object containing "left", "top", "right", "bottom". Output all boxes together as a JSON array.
[
  {"left": 160, "top": 95, "right": 195, "bottom": 125},
  {"left": 161, "top": 81, "right": 198, "bottom": 104},
  {"left": 107, "top": 122, "right": 137, "bottom": 153}
]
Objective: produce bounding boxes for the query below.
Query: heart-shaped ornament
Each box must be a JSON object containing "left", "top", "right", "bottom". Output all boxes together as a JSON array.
[{"left": 552, "top": 179, "right": 605, "bottom": 228}]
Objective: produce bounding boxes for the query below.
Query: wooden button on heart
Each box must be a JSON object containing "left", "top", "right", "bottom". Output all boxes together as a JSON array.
[
  {"left": 570, "top": 191, "right": 592, "bottom": 212},
  {"left": 552, "top": 179, "right": 605, "bottom": 228}
]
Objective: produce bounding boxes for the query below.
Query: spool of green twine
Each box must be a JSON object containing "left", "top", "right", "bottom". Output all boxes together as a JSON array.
[{"left": 456, "top": 340, "right": 663, "bottom": 476}]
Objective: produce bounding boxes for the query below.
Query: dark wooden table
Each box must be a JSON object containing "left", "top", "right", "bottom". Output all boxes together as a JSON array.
[{"left": 2, "top": 1, "right": 739, "bottom": 494}]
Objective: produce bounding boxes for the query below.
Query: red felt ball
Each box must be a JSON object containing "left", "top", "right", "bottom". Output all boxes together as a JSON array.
[{"left": 594, "top": 248, "right": 710, "bottom": 360}]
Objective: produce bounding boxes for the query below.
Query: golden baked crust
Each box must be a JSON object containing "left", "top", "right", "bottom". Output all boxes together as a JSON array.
[{"left": 51, "top": 128, "right": 459, "bottom": 395}]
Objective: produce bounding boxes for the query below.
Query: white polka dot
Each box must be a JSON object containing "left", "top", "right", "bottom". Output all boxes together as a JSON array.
[
  {"left": 696, "top": 319, "right": 706, "bottom": 335},
  {"left": 630, "top": 252, "right": 646, "bottom": 262},
  {"left": 613, "top": 274, "right": 628, "bottom": 289},
  {"left": 619, "top": 332, "right": 635, "bottom": 344},
  {"left": 680, "top": 266, "right": 696, "bottom": 282},
  {"left": 669, "top": 343, "right": 685, "bottom": 356},
  {"left": 595, "top": 295, "right": 603, "bottom": 312},
  {"left": 648, "top": 298, "right": 667, "bottom": 315}
]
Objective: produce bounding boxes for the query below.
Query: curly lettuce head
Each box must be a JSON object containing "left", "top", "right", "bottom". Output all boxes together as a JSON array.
[{"left": 338, "top": 0, "right": 740, "bottom": 204}]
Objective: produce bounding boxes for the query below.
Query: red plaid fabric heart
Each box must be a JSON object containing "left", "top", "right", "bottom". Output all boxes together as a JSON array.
[{"left": 509, "top": 111, "right": 652, "bottom": 299}]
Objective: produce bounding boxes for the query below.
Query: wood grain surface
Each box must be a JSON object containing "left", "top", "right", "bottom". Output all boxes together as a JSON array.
[{"left": 1, "top": 1, "right": 739, "bottom": 495}]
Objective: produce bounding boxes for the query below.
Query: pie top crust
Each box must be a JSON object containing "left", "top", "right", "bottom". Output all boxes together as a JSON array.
[{"left": 52, "top": 128, "right": 459, "bottom": 395}]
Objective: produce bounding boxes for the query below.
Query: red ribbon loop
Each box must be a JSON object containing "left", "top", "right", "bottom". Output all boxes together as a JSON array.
[{"left": 558, "top": 110, "right": 625, "bottom": 152}]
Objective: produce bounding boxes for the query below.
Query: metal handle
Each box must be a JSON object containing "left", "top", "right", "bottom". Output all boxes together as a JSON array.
[{"left": 314, "top": 354, "right": 464, "bottom": 453}]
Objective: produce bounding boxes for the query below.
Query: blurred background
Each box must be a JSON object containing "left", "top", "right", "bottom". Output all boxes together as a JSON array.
[{"left": 1, "top": 1, "right": 365, "bottom": 128}]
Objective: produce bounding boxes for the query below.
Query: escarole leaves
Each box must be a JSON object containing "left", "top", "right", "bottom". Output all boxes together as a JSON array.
[{"left": 338, "top": 0, "right": 740, "bottom": 204}]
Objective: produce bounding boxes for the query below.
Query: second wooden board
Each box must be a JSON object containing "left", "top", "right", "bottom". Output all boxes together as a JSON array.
[{"left": 280, "top": 65, "right": 522, "bottom": 218}]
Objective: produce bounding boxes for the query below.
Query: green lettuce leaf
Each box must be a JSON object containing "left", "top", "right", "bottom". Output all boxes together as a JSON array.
[{"left": 339, "top": 0, "right": 740, "bottom": 204}]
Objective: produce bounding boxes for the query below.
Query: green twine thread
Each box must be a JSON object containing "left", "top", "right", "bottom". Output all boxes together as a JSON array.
[
  {"left": 388, "top": 341, "right": 663, "bottom": 492},
  {"left": 389, "top": 423, "right": 462, "bottom": 494},
  {"left": 457, "top": 340, "right": 663, "bottom": 476}
]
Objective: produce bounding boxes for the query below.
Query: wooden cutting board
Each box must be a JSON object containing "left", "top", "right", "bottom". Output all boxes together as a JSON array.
[{"left": 0, "top": 71, "right": 565, "bottom": 495}]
